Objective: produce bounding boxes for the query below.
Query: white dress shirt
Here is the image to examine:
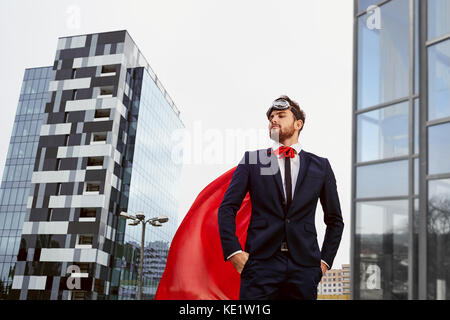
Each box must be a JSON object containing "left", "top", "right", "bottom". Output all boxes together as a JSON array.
[
  {"left": 272, "top": 141, "right": 302, "bottom": 203},
  {"left": 226, "top": 142, "right": 330, "bottom": 269}
]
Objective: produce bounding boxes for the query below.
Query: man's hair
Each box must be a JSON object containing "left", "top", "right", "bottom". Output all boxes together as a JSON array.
[{"left": 273, "top": 95, "right": 306, "bottom": 133}]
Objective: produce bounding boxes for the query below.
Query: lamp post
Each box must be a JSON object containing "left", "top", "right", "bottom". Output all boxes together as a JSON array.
[{"left": 120, "top": 211, "right": 169, "bottom": 300}]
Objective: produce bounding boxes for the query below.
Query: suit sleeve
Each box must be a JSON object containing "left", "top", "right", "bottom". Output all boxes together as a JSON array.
[
  {"left": 319, "top": 158, "right": 344, "bottom": 269},
  {"left": 218, "top": 152, "right": 250, "bottom": 261}
]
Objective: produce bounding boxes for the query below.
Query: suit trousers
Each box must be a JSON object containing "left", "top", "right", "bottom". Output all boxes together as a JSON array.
[{"left": 239, "top": 250, "right": 322, "bottom": 300}]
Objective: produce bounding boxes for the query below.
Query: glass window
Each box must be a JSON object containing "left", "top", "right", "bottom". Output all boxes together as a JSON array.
[
  {"left": 18, "top": 143, "right": 26, "bottom": 158},
  {"left": 6, "top": 144, "right": 13, "bottom": 161},
  {"left": 6, "top": 237, "right": 15, "bottom": 255},
  {"left": 28, "top": 165, "right": 33, "bottom": 178},
  {"left": 45, "top": 79, "right": 51, "bottom": 93},
  {"left": 11, "top": 143, "right": 18, "bottom": 158},
  {"left": 38, "top": 79, "right": 45, "bottom": 93},
  {"left": 28, "top": 68, "right": 35, "bottom": 80},
  {"left": 357, "top": 0, "right": 410, "bottom": 109},
  {"left": 412, "top": 198, "right": 419, "bottom": 298},
  {"left": 357, "top": 101, "right": 409, "bottom": 162},
  {"left": 29, "top": 100, "right": 37, "bottom": 115},
  {"left": 13, "top": 237, "right": 21, "bottom": 256},
  {"left": 25, "top": 142, "right": 33, "bottom": 159},
  {"left": 428, "top": 122, "right": 450, "bottom": 175},
  {"left": 34, "top": 99, "right": 42, "bottom": 115},
  {"left": 20, "top": 164, "right": 29, "bottom": 182},
  {"left": 414, "top": 158, "right": 419, "bottom": 196},
  {"left": 4, "top": 212, "right": 12, "bottom": 229},
  {"left": 30, "top": 79, "right": 37, "bottom": 94},
  {"left": 428, "top": 40, "right": 450, "bottom": 121},
  {"left": 24, "top": 80, "right": 33, "bottom": 94},
  {"left": 30, "top": 121, "right": 38, "bottom": 137},
  {"left": 0, "top": 237, "right": 8, "bottom": 255},
  {"left": 414, "top": 99, "right": 419, "bottom": 154},
  {"left": 427, "top": 179, "right": 450, "bottom": 299},
  {"left": 0, "top": 264, "right": 8, "bottom": 281},
  {"left": 11, "top": 122, "right": 18, "bottom": 137},
  {"left": 414, "top": 0, "right": 419, "bottom": 95},
  {"left": 46, "top": 67, "right": 53, "bottom": 79},
  {"left": 38, "top": 99, "right": 46, "bottom": 114},
  {"left": 355, "top": 200, "right": 409, "bottom": 299},
  {"left": 0, "top": 212, "right": 5, "bottom": 228},
  {"left": 40, "top": 67, "right": 47, "bottom": 79},
  {"left": 16, "top": 121, "right": 24, "bottom": 136},
  {"left": 30, "top": 100, "right": 37, "bottom": 115},
  {"left": 26, "top": 120, "right": 34, "bottom": 135},
  {"left": 357, "top": 160, "right": 408, "bottom": 198},
  {"left": 32, "top": 143, "right": 38, "bottom": 158},
  {"left": 18, "top": 100, "right": 26, "bottom": 116},
  {"left": 13, "top": 165, "right": 21, "bottom": 181},
  {"left": 3, "top": 189, "right": 11, "bottom": 206},
  {"left": 35, "top": 68, "right": 43, "bottom": 79},
  {"left": 358, "top": 0, "right": 381, "bottom": 12},
  {"left": 5, "top": 166, "right": 13, "bottom": 182},
  {"left": 428, "top": 0, "right": 450, "bottom": 40},
  {"left": 27, "top": 100, "right": 34, "bottom": 114},
  {"left": 20, "top": 81, "right": 26, "bottom": 95},
  {"left": 11, "top": 210, "right": 21, "bottom": 228},
  {"left": 22, "top": 121, "right": 30, "bottom": 136},
  {"left": 9, "top": 189, "right": 18, "bottom": 205},
  {"left": 23, "top": 70, "right": 30, "bottom": 81},
  {"left": 18, "top": 101, "right": 25, "bottom": 115}
]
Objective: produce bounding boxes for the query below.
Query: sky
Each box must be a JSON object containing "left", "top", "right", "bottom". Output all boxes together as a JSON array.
[{"left": 0, "top": 0, "right": 353, "bottom": 269}]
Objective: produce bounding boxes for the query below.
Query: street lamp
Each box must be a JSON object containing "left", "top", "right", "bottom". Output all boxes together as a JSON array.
[{"left": 120, "top": 211, "right": 169, "bottom": 300}]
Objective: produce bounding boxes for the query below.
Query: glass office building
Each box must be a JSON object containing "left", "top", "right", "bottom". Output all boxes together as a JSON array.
[
  {"left": 0, "top": 30, "right": 183, "bottom": 300},
  {"left": 352, "top": 0, "right": 450, "bottom": 299},
  {"left": 115, "top": 67, "right": 183, "bottom": 300},
  {"left": 0, "top": 67, "right": 53, "bottom": 299}
]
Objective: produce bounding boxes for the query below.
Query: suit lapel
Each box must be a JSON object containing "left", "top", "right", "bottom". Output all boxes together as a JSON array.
[
  {"left": 266, "top": 148, "right": 286, "bottom": 209},
  {"left": 289, "top": 149, "right": 311, "bottom": 214}
]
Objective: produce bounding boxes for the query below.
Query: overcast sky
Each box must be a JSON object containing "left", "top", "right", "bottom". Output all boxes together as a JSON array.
[{"left": 0, "top": 0, "right": 353, "bottom": 268}]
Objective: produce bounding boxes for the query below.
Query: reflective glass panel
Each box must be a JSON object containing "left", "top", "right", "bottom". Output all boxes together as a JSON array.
[
  {"left": 414, "top": 99, "right": 419, "bottom": 154},
  {"left": 414, "top": 158, "right": 419, "bottom": 196},
  {"left": 117, "top": 68, "right": 184, "bottom": 300},
  {"left": 357, "top": 0, "right": 410, "bottom": 109},
  {"left": 428, "top": 0, "right": 450, "bottom": 40},
  {"left": 0, "top": 66, "right": 52, "bottom": 287},
  {"left": 357, "top": 160, "right": 408, "bottom": 198},
  {"left": 358, "top": 0, "right": 381, "bottom": 12},
  {"left": 355, "top": 200, "right": 409, "bottom": 299},
  {"left": 357, "top": 101, "right": 409, "bottom": 162},
  {"left": 428, "top": 122, "right": 450, "bottom": 175},
  {"left": 428, "top": 179, "right": 450, "bottom": 299},
  {"left": 415, "top": 0, "right": 419, "bottom": 94},
  {"left": 428, "top": 40, "right": 450, "bottom": 121}
]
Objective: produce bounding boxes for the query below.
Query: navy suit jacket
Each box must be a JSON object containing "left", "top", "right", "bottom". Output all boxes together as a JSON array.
[{"left": 218, "top": 148, "right": 344, "bottom": 269}]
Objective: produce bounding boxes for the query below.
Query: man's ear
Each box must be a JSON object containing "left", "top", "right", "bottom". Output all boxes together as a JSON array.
[{"left": 295, "top": 120, "right": 303, "bottom": 131}]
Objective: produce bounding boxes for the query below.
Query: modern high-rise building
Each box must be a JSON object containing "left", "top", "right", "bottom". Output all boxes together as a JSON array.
[
  {"left": 0, "top": 30, "right": 184, "bottom": 300},
  {"left": 352, "top": 0, "right": 450, "bottom": 299}
]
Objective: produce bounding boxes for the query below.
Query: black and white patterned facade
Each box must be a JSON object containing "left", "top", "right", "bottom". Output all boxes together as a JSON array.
[{"left": 8, "top": 30, "right": 183, "bottom": 300}]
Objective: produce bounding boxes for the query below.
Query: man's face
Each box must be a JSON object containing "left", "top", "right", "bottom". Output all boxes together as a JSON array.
[{"left": 268, "top": 110, "right": 301, "bottom": 142}]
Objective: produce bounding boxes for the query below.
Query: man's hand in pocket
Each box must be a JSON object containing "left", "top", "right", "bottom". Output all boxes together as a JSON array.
[{"left": 229, "top": 251, "right": 249, "bottom": 274}]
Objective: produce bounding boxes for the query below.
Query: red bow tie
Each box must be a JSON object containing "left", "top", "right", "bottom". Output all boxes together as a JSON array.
[{"left": 271, "top": 146, "right": 296, "bottom": 158}]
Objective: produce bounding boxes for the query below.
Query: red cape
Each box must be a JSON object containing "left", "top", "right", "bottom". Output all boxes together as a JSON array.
[{"left": 155, "top": 167, "right": 251, "bottom": 300}]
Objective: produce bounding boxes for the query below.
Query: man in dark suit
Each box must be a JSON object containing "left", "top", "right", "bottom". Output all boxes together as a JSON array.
[{"left": 218, "top": 95, "right": 344, "bottom": 300}]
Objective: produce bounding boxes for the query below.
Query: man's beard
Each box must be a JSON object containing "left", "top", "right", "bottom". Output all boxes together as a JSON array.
[{"left": 270, "top": 125, "right": 295, "bottom": 143}]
